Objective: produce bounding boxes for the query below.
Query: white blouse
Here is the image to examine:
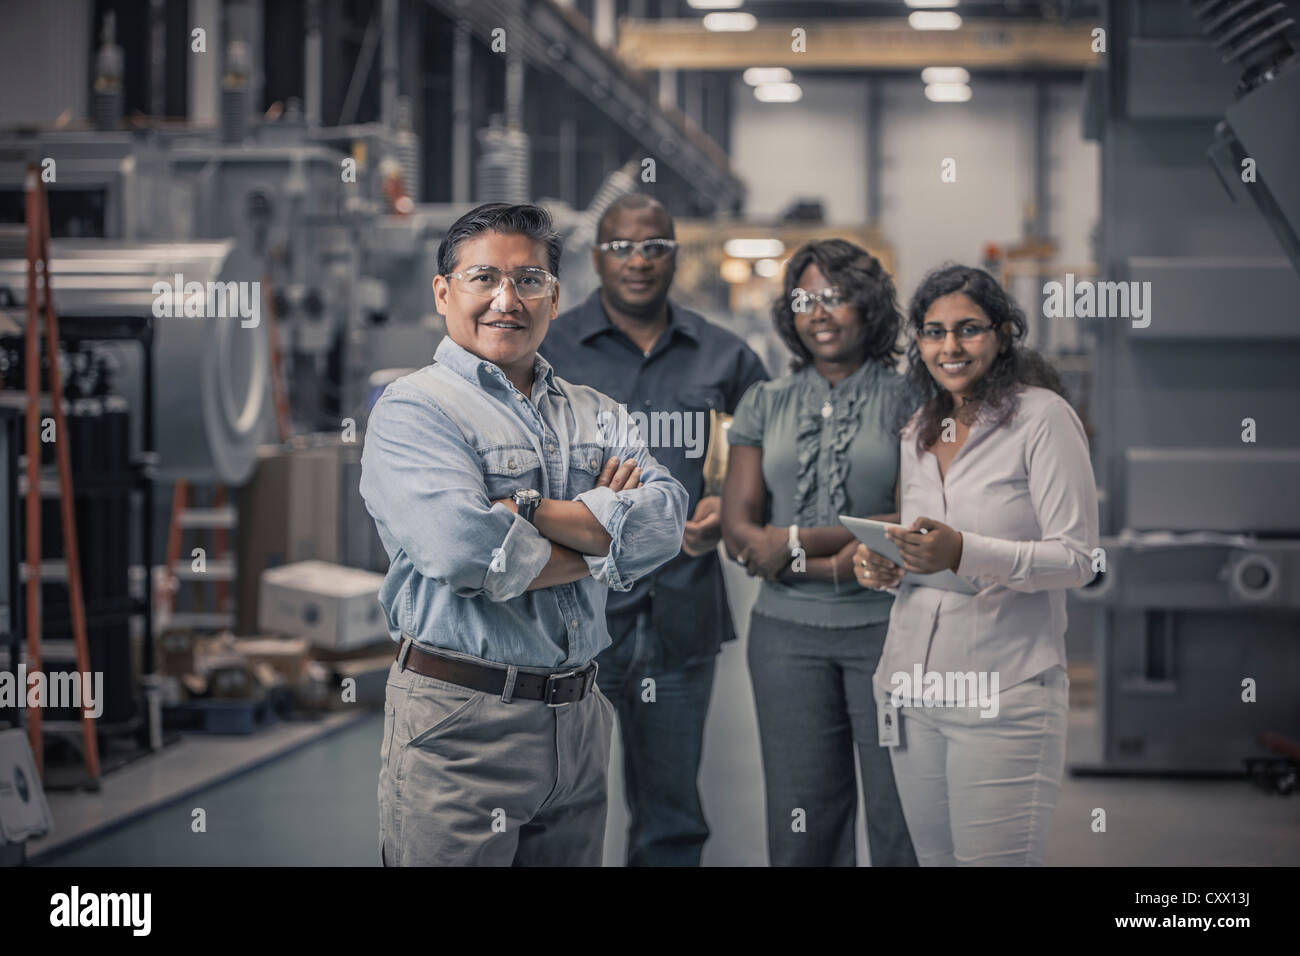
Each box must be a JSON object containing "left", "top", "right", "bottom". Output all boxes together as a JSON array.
[{"left": 874, "top": 386, "right": 1100, "bottom": 699}]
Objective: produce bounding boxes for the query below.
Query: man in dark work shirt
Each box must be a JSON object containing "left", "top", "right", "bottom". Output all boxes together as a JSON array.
[{"left": 541, "top": 195, "right": 768, "bottom": 865}]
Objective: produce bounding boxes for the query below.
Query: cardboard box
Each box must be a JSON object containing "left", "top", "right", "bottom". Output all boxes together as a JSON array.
[
  {"left": 305, "top": 652, "right": 395, "bottom": 711},
  {"left": 306, "top": 637, "right": 394, "bottom": 663},
  {"left": 158, "top": 628, "right": 197, "bottom": 677},
  {"left": 236, "top": 439, "right": 343, "bottom": 634},
  {"left": 230, "top": 636, "right": 310, "bottom": 686},
  {"left": 259, "top": 561, "right": 388, "bottom": 650}
]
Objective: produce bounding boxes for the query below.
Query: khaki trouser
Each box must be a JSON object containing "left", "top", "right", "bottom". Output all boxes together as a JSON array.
[
  {"left": 876, "top": 665, "right": 1069, "bottom": 866},
  {"left": 379, "top": 651, "right": 615, "bottom": 866}
]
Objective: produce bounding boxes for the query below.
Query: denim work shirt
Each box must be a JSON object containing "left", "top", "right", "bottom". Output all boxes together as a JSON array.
[
  {"left": 359, "top": 336, "right": 689, "bottom": 669},
  {"left": 541, "top": 291, "right": 769, "bottom": 663}
]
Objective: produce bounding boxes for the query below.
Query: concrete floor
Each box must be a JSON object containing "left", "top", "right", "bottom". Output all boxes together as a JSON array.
[
  {"left": 32, "top": 633, "right": 1300, "bottom": 867},
  {"left": 28, "top": 556, "right": 1300, "bottom": 866}
]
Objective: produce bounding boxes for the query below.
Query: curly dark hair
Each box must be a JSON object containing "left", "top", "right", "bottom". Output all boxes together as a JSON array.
[
  {"left": 773, "top": 239, "right": 902, "bottom": 372},
  {"left": 904, "top": 264, "right": 1067, "bottom": 451}
]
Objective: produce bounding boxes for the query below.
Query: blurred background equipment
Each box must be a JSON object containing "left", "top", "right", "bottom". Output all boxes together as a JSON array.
[{"left": 1069, "top": 0, "right": 1300, "bottom": 774}]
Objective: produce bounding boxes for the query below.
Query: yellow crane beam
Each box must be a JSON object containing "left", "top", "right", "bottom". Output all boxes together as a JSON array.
[{"left": 617, "top": 18, "right": 1100, "bottom": 72}]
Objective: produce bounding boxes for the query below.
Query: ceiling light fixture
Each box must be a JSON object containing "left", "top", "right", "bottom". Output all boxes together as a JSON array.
[
  {"left": 754, "top": 82, "right": 802, "bottom": 103},
  {"left": 909, "top": 11, "right": 962, "bottom": 30},
  {"left": 703, "top": 11, "right": 757, "bottom": 31},
  {"left": 924, "top": 82, "right": 973, "bottom": 102},
  {"left": 743, "top": 67, "right": 793, "bottom": 86},
  {"left": 724, "top": 238, "right": 786, "bottom": 259},
  {"left": 921, "top": 66, "right": 970, "bottom": 85}
]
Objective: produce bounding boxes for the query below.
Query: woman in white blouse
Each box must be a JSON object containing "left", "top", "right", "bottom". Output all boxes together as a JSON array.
[{"left": 853, "top": 264, "right": 1098, "bottom": 866}]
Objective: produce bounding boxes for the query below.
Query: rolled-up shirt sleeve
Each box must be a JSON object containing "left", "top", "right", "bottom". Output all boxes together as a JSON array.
[
  {"left": 956, "top": 397, "right": 1099, "bottom": 592},
  {"left": 575, "top": 400, "right": 688, "bottom": 591},
  {"left": 360, "top": 385, "right": 551, "bottom": 601}
]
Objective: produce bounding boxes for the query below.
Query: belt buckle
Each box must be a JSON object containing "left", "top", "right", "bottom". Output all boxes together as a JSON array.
[{"left": 544, "top": 669, "right": 579, "bottom": 707}]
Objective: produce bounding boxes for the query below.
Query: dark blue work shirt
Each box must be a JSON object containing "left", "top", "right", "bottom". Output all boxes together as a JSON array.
[{"left": 541, "top": 290, "right": 769, "bottom": 664}]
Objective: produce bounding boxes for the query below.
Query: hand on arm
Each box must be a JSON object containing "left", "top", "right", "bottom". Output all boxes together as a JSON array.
[
  {"left": 493, "top": 457, "right": 642, "bottom": 557},
  {"left": 781, "top": 474, "right": 897, "bottom": 558},
  {"left": 794, "top": 525, "right": 856, "bottom": 558},
  {"left": 525, "top": 542, "right": 591, "bottom": 590},
  {"left": 778, "top": 537, "right": 859, "bottom": 583},
  {"left": 720, "top": 445, "right": 792, "bottom": 579},
  {"left": 576, "top": 426, "right": 687, "bottom": 590}
]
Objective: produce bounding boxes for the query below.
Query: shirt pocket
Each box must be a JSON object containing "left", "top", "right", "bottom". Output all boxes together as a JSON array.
[
  {"left": 477, "top": 443, "right": 542, "bottom": 501},
  {"left": 567, "top": 441, "right": 606, "bottom": 497},
  {"left": 677, "top": 385, "right": 725, "bottom": 413}
]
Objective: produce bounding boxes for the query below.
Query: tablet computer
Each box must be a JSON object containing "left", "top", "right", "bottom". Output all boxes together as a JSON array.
[{"left": 838, "top": 515, "right": 978, "bottom": 595}]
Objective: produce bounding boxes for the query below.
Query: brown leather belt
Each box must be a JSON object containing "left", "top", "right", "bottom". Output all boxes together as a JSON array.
[{"left": 394, "top": 638, "right": 598, "bottom": 706}]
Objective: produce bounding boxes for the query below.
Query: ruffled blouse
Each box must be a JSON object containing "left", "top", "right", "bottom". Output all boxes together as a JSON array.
[{"left": 728, "top": 361, "right": 903, "bottom": 628}]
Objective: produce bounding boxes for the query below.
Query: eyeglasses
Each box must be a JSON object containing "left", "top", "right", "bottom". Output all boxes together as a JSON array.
[
  {"left": 447, "top": 266, "right": 558, "bottom": 300},
  {"left": 918, "top": 324, "right": 995, "bottom": 342},
  {"left": 791, "top": 287, "right": 846, "bottom": 313},
  {"left": 595, "top": 238, "right": 678, "bottom": 261}
]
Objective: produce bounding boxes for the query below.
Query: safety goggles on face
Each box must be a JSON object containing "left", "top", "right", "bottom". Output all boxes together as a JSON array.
[
  {"left": 917, "top": 323, "right": 996, "bottom": 342},
  {"left": 791, "top": 286, "right": 846, "bottom": 313},
  {"left": 595, "top": 238, "right": 678, "bottom": 261},
  {"left": 447, "top": 266, "right": 558, "bottom": 300}
]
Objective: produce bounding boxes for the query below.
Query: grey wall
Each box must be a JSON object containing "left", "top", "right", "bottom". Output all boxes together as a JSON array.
[
  {"left": 730, "top": 75, "right": 1100, "bottom": 303},
  {"left": 730, "top": 76, "right": 869, "bottom": 229}
]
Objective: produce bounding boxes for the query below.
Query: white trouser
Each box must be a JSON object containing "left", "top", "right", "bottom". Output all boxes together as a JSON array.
[{"left": 874, "top": 666, "right": 1069, "bottom": 866}]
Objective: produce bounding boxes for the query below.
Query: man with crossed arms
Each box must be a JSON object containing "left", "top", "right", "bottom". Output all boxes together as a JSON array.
[{"left": 361, "top": 202, "right": 687, "bottom": 866}]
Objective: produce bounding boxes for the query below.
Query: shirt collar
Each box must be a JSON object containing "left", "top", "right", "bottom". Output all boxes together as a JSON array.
[
  {"left": 573, "top": 289, "right": 701, "bottom": 346},
  {"left": 433, "top": 335, "right": 562, "bottom": 398},
  {"left": 799, "top": 358, "right": 877, "bottom": 396}
]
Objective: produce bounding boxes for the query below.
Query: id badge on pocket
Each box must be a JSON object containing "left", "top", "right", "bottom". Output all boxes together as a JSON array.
[{"left": 878, "top": 699, "right": 900, "bottom": 748}]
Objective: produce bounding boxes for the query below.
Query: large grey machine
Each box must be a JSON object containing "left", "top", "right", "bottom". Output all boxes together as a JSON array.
[
  {"left": 1071, "top": 0, "right": 1300, "bottom": 773},
  {"left": 0, "top": 0, "right": 639, "bottom": 573}
]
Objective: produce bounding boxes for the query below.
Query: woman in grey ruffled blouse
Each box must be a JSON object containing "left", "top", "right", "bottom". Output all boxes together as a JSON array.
[{"left": 721, "top": 239, "right": 917, "bottom": 867}]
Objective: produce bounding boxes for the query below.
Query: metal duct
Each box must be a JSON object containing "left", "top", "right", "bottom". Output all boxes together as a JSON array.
[{"left": 0, "top": 241, "right": 270, "bottom": 486}]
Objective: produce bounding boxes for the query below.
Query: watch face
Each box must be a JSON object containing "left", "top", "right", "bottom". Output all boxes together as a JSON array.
[{"left": 515, "top": 489, "right": 540, "bottom": 502}]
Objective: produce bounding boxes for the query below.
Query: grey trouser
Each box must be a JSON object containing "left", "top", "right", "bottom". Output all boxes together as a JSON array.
[
  {"left": 379, "top": 646, "right": 616, "bottom": 866},
  {"left": 748, "top": 612, "right": 917, "bottom": 866}
]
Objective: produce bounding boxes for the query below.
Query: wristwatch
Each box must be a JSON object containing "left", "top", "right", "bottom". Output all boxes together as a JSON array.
[{"left": 512, "top": 488, "right": 541, "bottom": 523}]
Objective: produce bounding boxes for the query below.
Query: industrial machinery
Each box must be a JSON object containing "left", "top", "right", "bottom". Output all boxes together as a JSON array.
[
  {"left": 1070, "top": 0, "right": 1300, "bottom": 774},
  {"left": 0, "top": 0, "right": 667, "bottom": 684}
]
